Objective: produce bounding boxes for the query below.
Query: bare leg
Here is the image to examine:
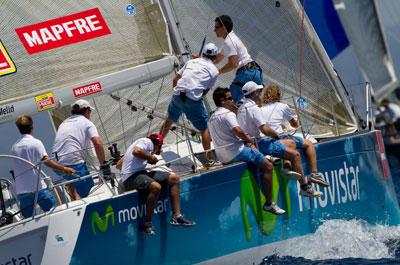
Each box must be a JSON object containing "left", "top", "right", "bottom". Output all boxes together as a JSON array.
[
  {"left": 66, "top": 184, "right": 80, "bottom": 201},
  {"left": 168, "top": 173, "right": 181, "bottom": 216},
  {"left": 282, "top": 148, "right": 307, "bottom": 186},
  {"left": 303, "top": 139, "right": 318, "bottom": 173},
  {"left": 201, "top": 128, "right": 213, "bottom": 161},
  {"left": 160, "top": 118, "right": 173, "bottom": 138},
  {"left": 259, "top": 159, "right": 274, "bottom": 204},
  {"left": 145, "top": 182, "right": 161, "bottom": 223}
]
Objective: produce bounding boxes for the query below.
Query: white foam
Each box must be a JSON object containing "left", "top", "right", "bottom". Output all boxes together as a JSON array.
[{"left": 274, "top": 219, "right": 400, "bottom": 260}]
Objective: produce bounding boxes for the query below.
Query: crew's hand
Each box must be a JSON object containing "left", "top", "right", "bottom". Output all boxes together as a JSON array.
[
  {"left": 100, "top": 163, "right": 111, "bottom": 176},
  {"left": 63, "top": 167, "right": 75, "bottom": 175},
  {"left": 148, "top": 155, "right": 159, "bottom": 165}
]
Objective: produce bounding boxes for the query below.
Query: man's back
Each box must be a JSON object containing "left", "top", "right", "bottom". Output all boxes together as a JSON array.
[
  {"left": 12, "top": 134, "right": 47, "bottom": 194},
  {"left": 175, "top": 58, "right": 218, "bottom": 101},
  {"left": 261, "top": 102, "right": 294, "bottom": 133},
  {"left": 52, "top": 115, "right": 98, "bottom": 165}
]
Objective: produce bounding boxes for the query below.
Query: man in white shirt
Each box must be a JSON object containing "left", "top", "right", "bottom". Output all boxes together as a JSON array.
[
  {"left": 117, "top": 133, "right": 195, "bottom": 235},
  {"left": 160, "top": 43, "right": 220, "bottom": 167},
  {"left": 237, "top": 81, "right": 323, "bottom": 197},
  {"left": 208, "top": 87, "right": 285, "bottom": 215},
  {"left": 12, "top": 115, "right": 75, "bottom": 218},
  {"left": 261, "top": 84, "right": 329, "bottom": 187},
  {"left": 52, "top": 99, "right": 107, "bottom": 200},
  {"left": 214, "top": 15, "right": 263, "bottom": 103}
]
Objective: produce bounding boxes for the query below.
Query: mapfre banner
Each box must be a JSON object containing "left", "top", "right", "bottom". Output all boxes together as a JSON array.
[{"left": 15, "top": 8, "right": 111, "bottom": 55}]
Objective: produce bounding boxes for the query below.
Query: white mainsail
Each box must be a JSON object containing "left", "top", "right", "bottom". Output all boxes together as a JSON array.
[{"left": 0, "top": 1, "right": 175, "bottom": 124}]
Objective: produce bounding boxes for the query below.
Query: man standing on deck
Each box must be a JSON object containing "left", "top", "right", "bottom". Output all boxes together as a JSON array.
[
  {"left": 236, "top": 81, "right": 323, "bottom": 197},
  {"left": 208, "top": 87, "right": 285, "bottom": 214},
  {"left": 214, "top": 15, "right": 263, "bottom": 104},
  {"left": 12, "top": 115, "right": 75, "bottom": 218},
  {"left": 117, "top": 133, "right": 195, "bottom": 235},
  {"left": 52, "top": 99, "right": 109, "bottom": 201},
  {"left": 160, "top": 43, "right": 220, "bottom": 167},
  {"left": 261, "top": 84, "right": 329, "bottom": 187}
]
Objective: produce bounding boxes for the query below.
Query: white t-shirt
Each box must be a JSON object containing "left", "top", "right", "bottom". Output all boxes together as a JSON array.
[
  {"left": 52, "top": 115, "right": 99, "bottom": 165},
  {"left": 220, "top": 31, "right": 252, "bottom": 68},
  {"left": 237, "top": 98, "right": 265, "bottom": 140},
  {"left": 11, "top": 134, "right": 47, "bottom": 194},
  {"left": 260, "top": 102, "right": 295, "bottom": 133},
  {"left": 208, "top": 107, "right": 244, "bottom": 163},
  {"left": 174, "top": 57, "right": 219, "bottom": 101},
  {"left": 120, "top": 138, "right": 154, "bottom": 182}
]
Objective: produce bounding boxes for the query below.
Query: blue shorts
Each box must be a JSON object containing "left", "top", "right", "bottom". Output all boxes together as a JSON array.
[
  {"left": 19, "top": 190, "right": 56, "bottom": 218},
  {"left": 229, "top": 146, "right": 266, "bottom": 167},
  {"left": 167, "top": 95, "right": 208, "bottom": 131},
  {"left": 55, "top": 162, "right": 94, "bottom": 198},
  {"left": 258, "top": 138, "right": 286, "bottom": 158},
  {"left": 230, "top": 65, "right": 263, "bottom": 103},
  {"left": 279, "top": 134, "right": 304, "bottom": 149}
]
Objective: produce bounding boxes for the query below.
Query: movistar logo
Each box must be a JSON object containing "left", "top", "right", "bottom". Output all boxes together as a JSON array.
[
  {"left": 240, "top": 168, "right": 290, "bottom": 241},
  {"left": 91, "top": 205, "right": 115, "bottom": 236}
]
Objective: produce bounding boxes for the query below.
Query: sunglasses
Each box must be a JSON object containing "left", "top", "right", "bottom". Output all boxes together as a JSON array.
[{"left": 225, "top": 96, "right": 233, "bottom": 101}]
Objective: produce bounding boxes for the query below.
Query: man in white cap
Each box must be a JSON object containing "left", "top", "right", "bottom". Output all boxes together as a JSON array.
[
  {"left": 237, "top": 81, "right": 322, "bottom": 197},
  {"left": 160, "top": 43, "right": 220, "bottom": 167},
  {"left": 52, "top": 99, "right": 107, "bottom": 200}
]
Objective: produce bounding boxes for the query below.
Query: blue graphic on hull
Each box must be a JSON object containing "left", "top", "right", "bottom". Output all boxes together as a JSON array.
[{"left": 70, "top": 131, "right": 400, "bottom": 265}]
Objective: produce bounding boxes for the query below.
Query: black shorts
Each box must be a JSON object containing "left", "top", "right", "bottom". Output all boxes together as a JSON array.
[{"left": 123, "top": 170, "right": 170, "bottom": 191}]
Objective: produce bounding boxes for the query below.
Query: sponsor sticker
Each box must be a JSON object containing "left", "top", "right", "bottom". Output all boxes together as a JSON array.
[
  {"left": 73, "top": 82, "right": 102, "bottom": 98},
  {"left": 0, "top": 104, "right": 15, "bottom": 121},
  {"left": 0, "top": 40, "right": 16, "bottom": 76},
  {"left": 125, "top": 4, "right": 136, "bottom": 16},
  {"left": 15, "top": 8, "right": 111, "bottom": 55},
  {"left": 35, "top": 92, "right": 56, "bottom": 111}
]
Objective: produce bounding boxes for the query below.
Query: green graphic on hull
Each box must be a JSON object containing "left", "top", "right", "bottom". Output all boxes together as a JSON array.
[
  {"left": 240, "top": 167, "right": 291, "bottom": 241},
  {"left": 91, "top": 205, "right": 115, "bottom": 236}
]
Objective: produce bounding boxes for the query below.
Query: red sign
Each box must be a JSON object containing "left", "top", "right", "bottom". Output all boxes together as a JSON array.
[
  {"left": 73, "top": 82, "right": 102, "bottom": 98},
  {"left": 15, "top": 8, "right": 111, "bottom": 55},
  {"left": 0, "top": 41, "right": 16, "bottom": 76}
]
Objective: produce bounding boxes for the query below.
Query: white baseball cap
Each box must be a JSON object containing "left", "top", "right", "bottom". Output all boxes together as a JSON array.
[
  {"left": 242, "top": 81, "right": 263, "bottom": 96},
  {"left": 71, "top": 99, "right": 95, "bottom": 110}
]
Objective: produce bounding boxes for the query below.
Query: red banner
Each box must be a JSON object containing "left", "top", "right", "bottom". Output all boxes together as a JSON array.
[{"left": 15, "top": 8, "right": 111, "bottom": 55}]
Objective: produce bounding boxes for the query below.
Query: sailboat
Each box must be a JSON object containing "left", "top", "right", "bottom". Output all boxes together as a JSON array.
[{"left": 0, "top": 1, "right": 399, "bottom": 265}]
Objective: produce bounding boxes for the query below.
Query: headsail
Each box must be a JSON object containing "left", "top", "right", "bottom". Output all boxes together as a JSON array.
[
  {"left": 0, "top": 1, "right": 175, "bottom": 123},
  {"left": 333, "top": 0, "right": 398, "bottom": 100}
]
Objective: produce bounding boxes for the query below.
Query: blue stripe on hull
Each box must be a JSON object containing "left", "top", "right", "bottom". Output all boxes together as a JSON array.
[{"left": 70, "top": 131, "right": 400, "bottom": 265}]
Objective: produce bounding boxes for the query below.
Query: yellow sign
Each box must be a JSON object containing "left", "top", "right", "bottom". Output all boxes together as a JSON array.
[
  {"left": 35, "top": 92, "right": 56, "bottom": 111},
  {"left": 0, "top": 40, "right": 16, "bottom": 76}
]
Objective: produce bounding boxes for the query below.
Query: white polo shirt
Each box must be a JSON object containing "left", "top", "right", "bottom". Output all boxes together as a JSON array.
[
  {"left": 52, "top": 115, "right": 99, "bottom": 165},
  {"left": 120, "top": 138, "right": 154, "bottom": 182},
  {"left": 220, "top": 31, "right": 252, "bottom": 68},
  {"left": 260, "top": 102, "right": 295, "bottom": 133},
  {"left": 11, "top": 134, "right": 47, "bottom": 194},
  {"left": 208, "top": 107, "right": 244, "bottom": 163},
  {"left": 237, "top": 98, "right": 265, "bottom": 140},
  {"left": 174, "top": 57, "right": 219, "bottom": 101}
]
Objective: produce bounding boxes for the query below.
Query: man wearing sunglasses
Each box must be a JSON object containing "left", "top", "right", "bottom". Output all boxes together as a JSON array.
[
  {"left": 214, "top": 15, "right": 263, "bottom": 104},
  {"left": 208, "top": 87, "right": 285, "bottom": 215}
]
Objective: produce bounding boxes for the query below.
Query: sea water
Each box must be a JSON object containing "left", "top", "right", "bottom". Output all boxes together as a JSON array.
[
  {"left": 260, "top": 219, "right": 400, "bottom": 264},
  {"left": 260, "top": 159, "right": 400, "bottom": 265}
]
